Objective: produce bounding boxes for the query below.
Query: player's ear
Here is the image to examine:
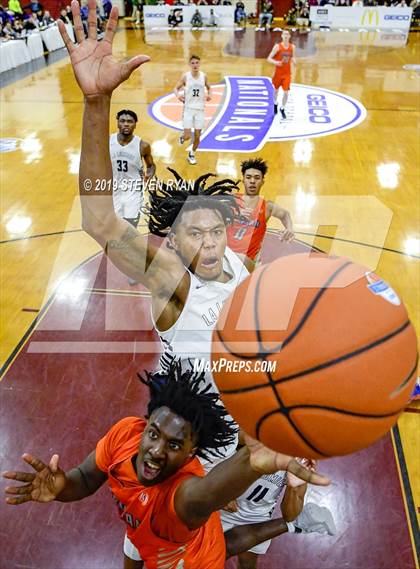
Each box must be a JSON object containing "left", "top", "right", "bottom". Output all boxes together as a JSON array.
[{"left": 169, "top": 231, "right": 179, "bottom": 251}]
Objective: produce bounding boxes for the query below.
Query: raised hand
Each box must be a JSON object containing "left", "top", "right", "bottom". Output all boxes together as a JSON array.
[
  {"left": 3, "top": 453, "right": 67, "bottom": 505},
  {"left": 57, "top": 0, "right": 149, "bottom": 97},
  {"left": 243, "top": 434, "right": 330, "bottom": 487}
]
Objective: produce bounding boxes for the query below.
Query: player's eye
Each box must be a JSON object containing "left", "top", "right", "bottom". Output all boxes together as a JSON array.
[
  {"left": 148, "top": 429, "right": 158, "bottom": 439},
  {"left": 169, "top": 442, "right": 181, "bottom": 451}
]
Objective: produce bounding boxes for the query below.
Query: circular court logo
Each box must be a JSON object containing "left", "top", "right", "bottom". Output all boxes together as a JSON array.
[{"left": 148, "top": 76, "right": 367, "bottom": 152}]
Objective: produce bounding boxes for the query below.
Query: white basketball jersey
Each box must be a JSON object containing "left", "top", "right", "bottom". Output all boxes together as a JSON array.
[
  {"left": 110, "top": 134, "right": 143, "bottom": 188},
  {"left": 153, "top": 247, "right": 249, "bottom": 468},
  {"left": 222, "top": 471, "right": 287, "bottom": 524},
  {"left": 184, "top": 71, "right": 206, "bottom": 110}
]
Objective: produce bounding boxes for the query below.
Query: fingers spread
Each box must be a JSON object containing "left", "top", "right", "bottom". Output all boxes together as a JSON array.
[
  {"left": 2, "top": 470, "right": 35, "bottom": 482},
  {"left": 57, "top": 20, "right": 75, "bottom": 54},
  {"left": 6, "top": 495, "right": 33, "bottom": 506},
  {"left": 87, "top": 0, "right": 97, "bottom": 41},
  {"left": 103, "top": 6, "right": 119, "bottom": 45},
  {"left": 22, "top": 453, "right": 47, "bottom": 473},
  {"left": 121, "top": 55, "right": 150, "bottom": 81},
  {"left": 5, "top": 483, "right": 33, "bottom": 495},
  {"left": 71, "top": 0, "right": 85, "bottom": 44}
]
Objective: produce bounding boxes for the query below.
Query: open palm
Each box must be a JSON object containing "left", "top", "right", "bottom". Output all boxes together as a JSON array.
[
  {"left": 58, "top": 0, "right": 149, "bottom": 96},
  {"left": 3, "top": 453, "right": 66, "bottom": 505}
]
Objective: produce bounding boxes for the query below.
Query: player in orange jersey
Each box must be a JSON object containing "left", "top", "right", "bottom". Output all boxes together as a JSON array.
[
  {"left": 227, "top": 158, "right": 294, "bottom": 262},
  {"left": 3, "top": 363, "right": 331, "bottom": 569},
  {"left": 267, "top": 30, "right": 295, "bottom": 119}
]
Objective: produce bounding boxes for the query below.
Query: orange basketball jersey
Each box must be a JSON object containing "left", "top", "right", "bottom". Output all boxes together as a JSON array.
[
  {"left": 273, "top": 42, "right": 294, "bottom": 76},
  {"left": 226, "top": 194, "right": 267, "bottom": 260},
  {"left": 96, "top": 417, "right": 226, "bottom": 569}
]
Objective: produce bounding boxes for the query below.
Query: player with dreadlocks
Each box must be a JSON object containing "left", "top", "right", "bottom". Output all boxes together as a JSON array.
[
  {"left": 4, "top": 362, "right": 331, "bottom": 569},
  {"left": 56, "top": 0, "right": 253, "bottom": 471}
]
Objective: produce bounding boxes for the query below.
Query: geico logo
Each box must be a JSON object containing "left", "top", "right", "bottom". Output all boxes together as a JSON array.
[
  {"left": 361, "top": 9, "right": 379, "bottom": 25},
  {"left": 317, "top": 9, "right": 328, "bottom": 14},
  {"left": 145, "top": 13, "right": 166, "bottom": 17},
  {"left": 307, "top": 94, "right": 331, "bottom": 124},
  {"left": 384, "top": 14, "right": 410, "bottom": 20}
]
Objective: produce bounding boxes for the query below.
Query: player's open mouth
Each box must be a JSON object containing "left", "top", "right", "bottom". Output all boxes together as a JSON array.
[
  {"left": 201, "top": 257, "right": 218, "bottom": 269},
  {"left": 142, "top": 459, "right": 162, "bottom": 480}
]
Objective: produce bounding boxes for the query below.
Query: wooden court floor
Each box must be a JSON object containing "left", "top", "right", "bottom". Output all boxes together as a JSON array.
[{"left": 1, "top": 22, "right": 419, "bottom": 568}]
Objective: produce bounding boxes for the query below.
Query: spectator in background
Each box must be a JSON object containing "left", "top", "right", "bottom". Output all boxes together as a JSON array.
[
  {"left": 258, "top": 0, "right": 274, "bottom": 29},
  {"left": 65, "top": 5, "right": 74, "bottom": 23},
  {"left": 2, "top": 20, "right": 17, "bottom": 38},
  {"left": 23, "top": 12, "right": 40, "bottom": 30},
  {"left": 168, "top": 8, "right": 183, "bottom": 26},
  {"left": 59, "top": 8, "right": 71, "bottom": 23},
  {"left": 191, "top": 7, "right": 203, "bottom": 26},
  {"left": 197, "top": 0, "right": 209, "bottom": 4},
  {"left": 24, "top": 1, "right": 43, "bottom": 12},
  {"left": 13, "top": 17, "right": 26, "bottom": 37},
  {"left": 235, "top": 0, "right": 246, "bottom": 24},
  {"left": 131, "top": 0, "right": 141, "bottom": 25},
  {"left": 103, "top": 0, "right": 112, "bottom": 18},
  {"left": 209, "top": 7, "right": 219, "bottom": 25},
  {"left": 41, "top": 10, "right": 54, "bottom": 26},
  {"left": 8, "top": 0, "right": 23, "bottom": 15}
]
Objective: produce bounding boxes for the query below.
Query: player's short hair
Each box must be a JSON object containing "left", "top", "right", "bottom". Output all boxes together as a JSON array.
[
  {"left": 147, "top": 168, "right": 240, "bottom": 237},
  {"left": 116, "top": 109, "right": 138, "bottom": 122},
  {"left": 241, "top": 158, "right": 268, "bottom": 177},
  {"left": 140, "top": 362, "right": 238, "bottom": 460},
  {"left": 189, "top": 54, "right": 201, "bottom": 62}
]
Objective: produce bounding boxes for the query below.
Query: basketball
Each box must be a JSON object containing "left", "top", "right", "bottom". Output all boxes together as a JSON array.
[{"left": 211, "top": 254, "right": 418, "bottom": 459}]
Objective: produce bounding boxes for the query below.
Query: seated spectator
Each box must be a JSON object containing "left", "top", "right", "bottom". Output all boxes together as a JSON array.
[
  {"left": 208, "top": 7, "right": 219, "bottom": 25},
  {"left": 13, "top": 17, "right": 26, "bottom": 36},
  {"left": 234, "top": 1, "right": 246, "bottom": 23},
  {"left": 397, "top": 0, "right": 407, "bottom": 5},
  {"left": 285, "top": 6, "right": 297, "bottom": 24},
  {"left": 0, "top": 7, "right": 10, "bottom": 25},
  {"left": 352, "top": 0, "right": 363, "bottom": 5},
  {"left": 297, "top": 2, "right": 310, "bottom": 24},
  {"left": 41, "top": 10, "right": 54, "bottom": 26},
  {"left": 174, "top": 0, "right": 185, "bottom": 5},
  {"left": 222, "top": 0, "right": 232, "bottom": 4},
  {"left": 2, "top": 20, "right": 17, "bottom": 38},
  {"left": 168, "top": 8, "right": 183, "bottom": 26},
  {"left": 23, "top": 12, "right": 40, "bottom": 31},
  {"left": 156, "top": 0, "right": 166, "bottom": 4},
  {"left": 258, "top": 0, "right": 274, "bottom": 29},
  {"left": 65, "top": 5, "right": 73, "bottom": 23},
  {"left": 24, "top": 1, "right": 43, "bottom": 12},
  {"left": 8, "top": 0, "right": 23, "bottom": 15},
  {"left": 308, "top": 0, "right": 318, "bottom": 5},
  {"left": 190, "top": 7, "right": 203, "bottom": 26},
  {"left": 197, "top": 0, "right": 208, "bottom": 4},
  {"left": 59, "top": 8, "right": 71, "bottom": 23},
  {"left": 103, "top": 0, "right": 112, "bottom": 18}
]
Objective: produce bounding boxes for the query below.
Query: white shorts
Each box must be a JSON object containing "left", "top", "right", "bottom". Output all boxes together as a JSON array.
[
  {"left": 123, "top": 533, "right": 143, "bottom": 561},
  {"left": 183, "top": 107, "right": 205, "bottom": 130},
  {"left": 113, "top": 190, "right": 143, "bottom": 220},
  {"left": 221, "top": 511, "right": 272, "bottom": 555}
]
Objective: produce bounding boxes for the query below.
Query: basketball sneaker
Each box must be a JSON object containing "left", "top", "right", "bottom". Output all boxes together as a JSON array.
[
  {"left": 179, "top": 134, "right": 185, "bottom": 145},
  {"left": 280, "top": 107, "right": 287, "bottom": 119},
  {"left": 294, "top": 503, "right": 337, "bottom": 536},
  {"left": 188, "top": 151, "right": 197, "bottom": 165}
]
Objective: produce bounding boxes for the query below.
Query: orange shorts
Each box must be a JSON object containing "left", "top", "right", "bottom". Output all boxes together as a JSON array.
[{"left": 272, "top": 74, "right": 291, "bottom": 91}]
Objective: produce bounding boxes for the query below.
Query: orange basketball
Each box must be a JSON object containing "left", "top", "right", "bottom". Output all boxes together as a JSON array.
[{"left": 211, "top": 254, "right": 418, "bottom": 459}]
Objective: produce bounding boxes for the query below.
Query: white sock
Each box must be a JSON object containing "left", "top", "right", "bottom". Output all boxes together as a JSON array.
[{"left": 286, "top": 522, "right": 295, "bottom": 533}]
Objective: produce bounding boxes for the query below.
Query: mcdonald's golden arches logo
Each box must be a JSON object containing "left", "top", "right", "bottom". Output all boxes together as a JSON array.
[{"left": 361, "top": 8, "right": 379, "bottom": 26}]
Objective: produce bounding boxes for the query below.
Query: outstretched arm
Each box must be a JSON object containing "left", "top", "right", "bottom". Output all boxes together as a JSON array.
[
  {"left": 57, "top": 1, "right": 185, "bottom": 289},
  {"left": 267, "top": 200, "right": 294, "bottom": 242},
  {"left": 280, "top": 459, "right": 316, "bottom": 521},
  {"left": 174, "top": 435, "right": 330, "bottom": 530},
  {"left": 3, "top": 451, "right": 106, "bottom": 505}
]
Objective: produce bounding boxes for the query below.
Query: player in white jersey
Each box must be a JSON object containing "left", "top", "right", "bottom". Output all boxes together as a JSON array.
[
  {"left": 221, "top": 458, "right": 336, "bottom": 568},
  {"left": 60, "top": 11, "right": 335, "bottom": 561},
  {"left": 110, "top": 109, "right": 156, "bottom": 228},
  {"left": 174, "top": 54, "right": 211, "bottom": 165}
]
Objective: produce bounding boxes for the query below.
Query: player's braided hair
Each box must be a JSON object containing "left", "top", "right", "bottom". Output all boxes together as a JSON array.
[
  {"left": 139, "top": 361, "right": 238, "bottom": 460},
  {"left": 147, "top": 168, "right": 240, "bottom": 238}
]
